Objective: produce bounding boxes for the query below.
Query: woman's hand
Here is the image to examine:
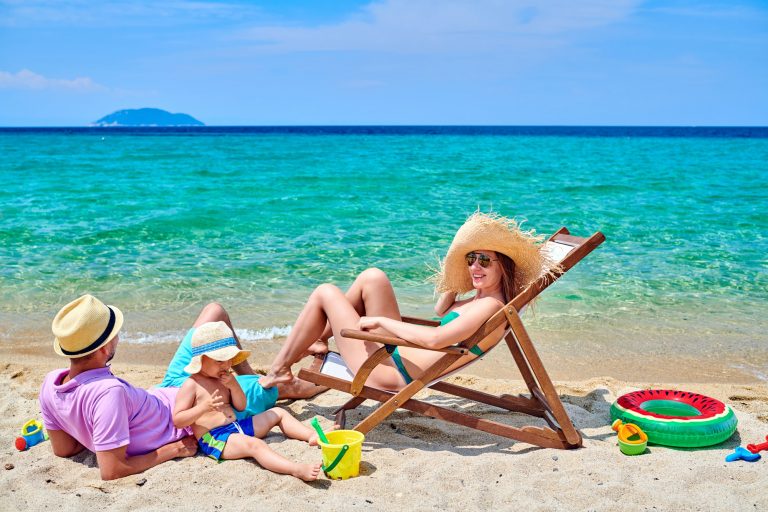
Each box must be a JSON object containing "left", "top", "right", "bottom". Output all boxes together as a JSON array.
[{"left": 358, "top": 316, "right": 382, "bottom": 331}]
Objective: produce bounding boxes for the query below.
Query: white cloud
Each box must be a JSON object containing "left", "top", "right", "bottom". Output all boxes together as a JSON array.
[
  {"left": 0, "top": 69, "right": 106, "bottom": 91},
  {"left": 239, "top": 0, "right": 643, "bottom": 54}
]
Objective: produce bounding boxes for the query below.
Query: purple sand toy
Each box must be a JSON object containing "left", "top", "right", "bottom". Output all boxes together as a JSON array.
[{"left": 725, "top": 446, "right": 761, "bottom": 463}]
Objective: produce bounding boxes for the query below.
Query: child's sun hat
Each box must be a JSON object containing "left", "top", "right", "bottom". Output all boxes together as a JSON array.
[
  {"left": 184, "top": 321, "right": 250, "bottom": 374},
  {"left": 52, "top": 294, "right": 124, "bottom": 358},
  {"left": 433, "top": 211, "right": 554, "bottom": 295}
]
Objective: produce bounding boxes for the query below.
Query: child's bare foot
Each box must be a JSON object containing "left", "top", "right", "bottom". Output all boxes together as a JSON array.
[
  {"left": 308, "top": 424, "right": 337, "bottom": 446},
  {"left": 259, "top": 367, "right": 294, "bottom": 389},
  {"left": 293, "top": 462, "right": 322, "bottom": 481}
]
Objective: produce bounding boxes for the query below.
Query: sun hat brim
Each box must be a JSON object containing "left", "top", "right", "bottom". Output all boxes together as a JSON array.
[
  {"left": 433, "top": 212, "right": 555, "bottom": 295},
  {"left": 53, "top": 305, "right": 124, "bottom": 358},
  {"left": 184, "top": 346, "right": 251, "bottom": 374}
]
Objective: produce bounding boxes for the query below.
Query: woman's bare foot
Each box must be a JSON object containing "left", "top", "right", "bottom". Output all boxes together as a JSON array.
[
  {"left": 293, "top": 461, "right": 323, "bottom": 481},
  {"left": 259, "top": 367, "right": 294, "bottom": 389},
  {"left": 277, "top": 378, "right": 329, "bottom": 400}
]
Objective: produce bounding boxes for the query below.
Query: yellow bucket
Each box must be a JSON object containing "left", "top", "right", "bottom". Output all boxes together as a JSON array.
[{"left": 318, "top": 430, "right": 365, "bottom": 480}]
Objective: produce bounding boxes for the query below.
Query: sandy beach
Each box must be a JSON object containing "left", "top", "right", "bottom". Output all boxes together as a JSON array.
[{"left": 1, "top": 336, "right": 765, "bottom": 512}]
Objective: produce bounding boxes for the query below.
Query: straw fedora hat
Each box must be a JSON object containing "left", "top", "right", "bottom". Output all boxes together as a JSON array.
[
  {"left": 52, "top": 294, "right": 124, "bottom": 358},
  {"left": 184, "top": 321, "right": 250, "bottom": 374},
  {"left": 434, "top": 211, "right": 553, "bottom": 295}
]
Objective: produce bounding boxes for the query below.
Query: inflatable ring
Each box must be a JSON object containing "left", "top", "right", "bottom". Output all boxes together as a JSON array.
[{"left": 610, "top": 389, "right": 737, "bottom": 448}]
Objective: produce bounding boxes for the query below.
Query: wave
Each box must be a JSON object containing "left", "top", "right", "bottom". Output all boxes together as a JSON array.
[{"left": 121, "top": 325, "right": 293, "bottom": 345}]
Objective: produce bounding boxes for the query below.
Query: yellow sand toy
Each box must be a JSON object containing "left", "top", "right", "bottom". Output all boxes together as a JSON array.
[{"left": 612, "top": 419, "right": 648, "bottom": 455}]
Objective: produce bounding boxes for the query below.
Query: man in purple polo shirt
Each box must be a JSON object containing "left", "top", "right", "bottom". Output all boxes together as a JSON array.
[{"left": 39, "top": 295, "right": 198, "bottom": 480}]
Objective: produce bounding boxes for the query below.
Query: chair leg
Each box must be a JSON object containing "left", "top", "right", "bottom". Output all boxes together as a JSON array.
[{"left": 333, "top": 396, "right": 367, "bottom": 429}]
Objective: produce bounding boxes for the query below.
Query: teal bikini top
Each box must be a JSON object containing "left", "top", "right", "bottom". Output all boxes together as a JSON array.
[{"left": 439, "top": 311, "right": 485, "bottom": 356}]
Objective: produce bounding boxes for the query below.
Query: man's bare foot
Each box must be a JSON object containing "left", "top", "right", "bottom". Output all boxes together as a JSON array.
[
  {"left": 259, "top": 367, "right": 294, "bottom": 389},
  {"left": 277, "top": 377, "right": 329, "bottom": 400},
  {"left": 293, "top": 462, "right": 323, "bottom": 481}
]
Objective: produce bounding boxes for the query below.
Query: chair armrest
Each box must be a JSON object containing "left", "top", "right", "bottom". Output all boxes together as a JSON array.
[
  {"left": 401, "top": 316, "right": 440, "bottom": 327},
  {"left": 339, "top": 328, "right": 468, "bottom": 355}
]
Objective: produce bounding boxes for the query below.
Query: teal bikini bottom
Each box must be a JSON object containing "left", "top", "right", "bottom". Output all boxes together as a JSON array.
[{"left": 390, "top": 311, "right": 485, "bottom": 385}]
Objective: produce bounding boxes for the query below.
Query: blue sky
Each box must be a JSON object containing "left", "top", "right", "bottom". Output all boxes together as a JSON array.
[{"left": 0, "top": 0, "right": 766, "bottom": 126}]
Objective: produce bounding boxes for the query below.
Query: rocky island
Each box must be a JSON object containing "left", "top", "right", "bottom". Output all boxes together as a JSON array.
[{"left": 92, "top": 108, "right": 204, "bottom": 126}]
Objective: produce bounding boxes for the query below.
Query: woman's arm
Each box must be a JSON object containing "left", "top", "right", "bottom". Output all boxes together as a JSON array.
[
  {"left": 359, "top": 297, "right": 503, "bottom": 350},
  {"left": 434, "top": 292, "right": 457, "bottom": 316}
]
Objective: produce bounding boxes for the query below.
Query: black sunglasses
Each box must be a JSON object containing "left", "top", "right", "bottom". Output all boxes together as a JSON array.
[{"left": 465, "top": 252, "right": 498, "bottom": 268}]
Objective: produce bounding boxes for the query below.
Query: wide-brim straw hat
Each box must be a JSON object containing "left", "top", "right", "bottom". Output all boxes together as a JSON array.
[
  {"left": 433, "top": 211, "right": 554, "bottom": 295},
  {"left": 184, "top": 321, "right": 250, "bottom": 374},
  {"left": 52, "top": 294, "right": 124, "bottom": 358}
]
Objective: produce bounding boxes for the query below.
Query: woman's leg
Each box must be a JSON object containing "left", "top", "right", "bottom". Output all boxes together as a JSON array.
[
  {"left": 261, "top": 268, "right": 403, "bottom": 389},
  {"left": 307, "top": 268, "right": 402, "bottom": 354},
  {"left": 221, "top": 434, "right": 322, "bottom": 481}
]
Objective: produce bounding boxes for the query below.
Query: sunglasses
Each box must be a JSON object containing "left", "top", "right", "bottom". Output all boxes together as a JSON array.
[{"left": 465, "top": 252, "right": 498, "bottom": 268}]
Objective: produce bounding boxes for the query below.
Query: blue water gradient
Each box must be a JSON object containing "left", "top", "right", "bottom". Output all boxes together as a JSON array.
[{"left": 1, "top": 128, "right": 766, "bottom": 362}]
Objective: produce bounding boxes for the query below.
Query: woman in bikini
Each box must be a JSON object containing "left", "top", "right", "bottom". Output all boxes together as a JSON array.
[{"left": 260, "top": 212, "right": 552, "bottom": 391}]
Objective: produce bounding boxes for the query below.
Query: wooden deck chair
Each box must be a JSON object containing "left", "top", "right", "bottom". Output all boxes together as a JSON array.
[{"left": 298, "top": 228, "right": 605, "bottom": 450}]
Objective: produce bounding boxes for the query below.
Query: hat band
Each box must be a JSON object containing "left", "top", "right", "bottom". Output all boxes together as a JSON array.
[
  {"left": 60, "top": 307, "right": 116, "bottom": 356},
  {"left": 191, "top": 337, "right": 237, "bottom": 357}
]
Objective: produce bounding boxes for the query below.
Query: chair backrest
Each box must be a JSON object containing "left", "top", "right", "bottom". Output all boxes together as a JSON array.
[{"left": 458, "top": 228, "right": 606, "bottom": 349}]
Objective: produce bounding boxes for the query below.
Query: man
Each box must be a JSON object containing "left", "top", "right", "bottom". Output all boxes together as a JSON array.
[{"left": 40, "top": 295, "right": 323, "bottom": 480}]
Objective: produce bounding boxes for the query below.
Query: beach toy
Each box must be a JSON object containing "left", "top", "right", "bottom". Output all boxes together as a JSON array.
[
  {"left": 610, "top": 389, "right": 737, "bottom": 448},
  {"left": 14, "top": 420, "right": 49, "bottom": 451},
  {"left": 318, "top": 430, "right": 365, "bottom": 480},
  {"left": 725, "top": 446, "right": 761, "bottom": 463},
  {"left": 310, "top": 417, "right": 330, "bottom": 444},
  {"left": 746, "top": 435, "right": 768, "bottom": 454},
  {"left": 611, "top": 419, "right": 648, "bottom": 455}
]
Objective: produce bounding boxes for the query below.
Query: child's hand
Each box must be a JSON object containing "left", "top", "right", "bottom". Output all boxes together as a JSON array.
[
  {"left": 218, "top": 369, "right": 236, "bottom": 389},
  {"left": 203, "top": 388, "right": 225, "bottom": 412}
]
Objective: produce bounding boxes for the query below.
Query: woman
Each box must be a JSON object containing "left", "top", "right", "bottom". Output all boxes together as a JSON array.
[{"left": 260, "top": 212, "right": 552, "bottom": 392}]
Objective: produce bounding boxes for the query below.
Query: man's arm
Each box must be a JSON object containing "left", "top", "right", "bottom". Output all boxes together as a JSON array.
[
  {"left": 95, "top": 437, "right": 198, "bottom": 481},
  {"left": 47, "top": 429, "right": 85, "bottom": 458}
]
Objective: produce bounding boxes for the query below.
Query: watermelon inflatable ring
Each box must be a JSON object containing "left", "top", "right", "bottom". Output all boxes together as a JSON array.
[{"left": 610, "top": 389, "right": 737, "bottom": 448}]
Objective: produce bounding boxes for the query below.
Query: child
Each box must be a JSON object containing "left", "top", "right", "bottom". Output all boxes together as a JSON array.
[{"left": 173, "top": 321, "right": 322, "bottom": 481}]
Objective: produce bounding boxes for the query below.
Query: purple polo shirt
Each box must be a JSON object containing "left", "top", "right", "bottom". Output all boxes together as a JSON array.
[{"left": 39, "top": 367, "right": 192, "bottom": 456}]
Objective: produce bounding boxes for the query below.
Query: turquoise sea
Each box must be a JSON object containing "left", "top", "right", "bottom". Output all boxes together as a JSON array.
[{"left": 1, "top": 127, "right": 766, "bottom": 379}]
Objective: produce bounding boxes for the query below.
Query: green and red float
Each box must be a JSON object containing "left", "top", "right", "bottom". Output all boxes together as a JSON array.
[{"left": 610, "top": 389, "right": 737, "bottom": 448}]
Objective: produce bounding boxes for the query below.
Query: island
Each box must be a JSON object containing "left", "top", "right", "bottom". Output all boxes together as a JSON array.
[{"left": 92, "top": 108, "right": 204, "bottom": 126}]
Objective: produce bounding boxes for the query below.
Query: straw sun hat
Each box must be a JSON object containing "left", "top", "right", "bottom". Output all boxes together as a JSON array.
[
  {"left": 184, "top": 321, "right": 250, "bottom": 374},
  {"left": 52, "top": 294, "right": 124, "bottom": 358},
  {"left": 433, "top": 211, "right": 554, "bottom": 295}
]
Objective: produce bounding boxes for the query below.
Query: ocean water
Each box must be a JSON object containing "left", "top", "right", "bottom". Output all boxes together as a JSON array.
[{"left": 1, "top": 127, "right": 766, "bottom": 374}]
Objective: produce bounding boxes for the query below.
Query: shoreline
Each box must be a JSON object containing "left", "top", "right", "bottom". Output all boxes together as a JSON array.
[{"left": 4, "top": 333, "right": 767, "bottom": 385}]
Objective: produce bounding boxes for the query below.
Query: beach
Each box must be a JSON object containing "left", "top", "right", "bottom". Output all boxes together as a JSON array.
[
  {"left": 1, "top": 333, "right": 766, "bottom": 511},
  {"left": 1, "top": 127, "right": 766, "bottom": 510}
]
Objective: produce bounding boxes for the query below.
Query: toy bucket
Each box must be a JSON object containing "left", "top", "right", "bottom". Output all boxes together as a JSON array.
[{"left": 318, "top": 430, "right": 364, "bottom": 480}]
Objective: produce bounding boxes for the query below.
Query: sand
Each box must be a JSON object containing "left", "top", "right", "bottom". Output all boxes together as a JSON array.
[{"left": 1, "top": 339, "right": 766, "bottom": 512}]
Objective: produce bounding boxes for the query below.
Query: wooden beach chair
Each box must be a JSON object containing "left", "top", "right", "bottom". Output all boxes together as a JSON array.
[{"left": 298, "top": 228, "right": 605, "bottom": 450}]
